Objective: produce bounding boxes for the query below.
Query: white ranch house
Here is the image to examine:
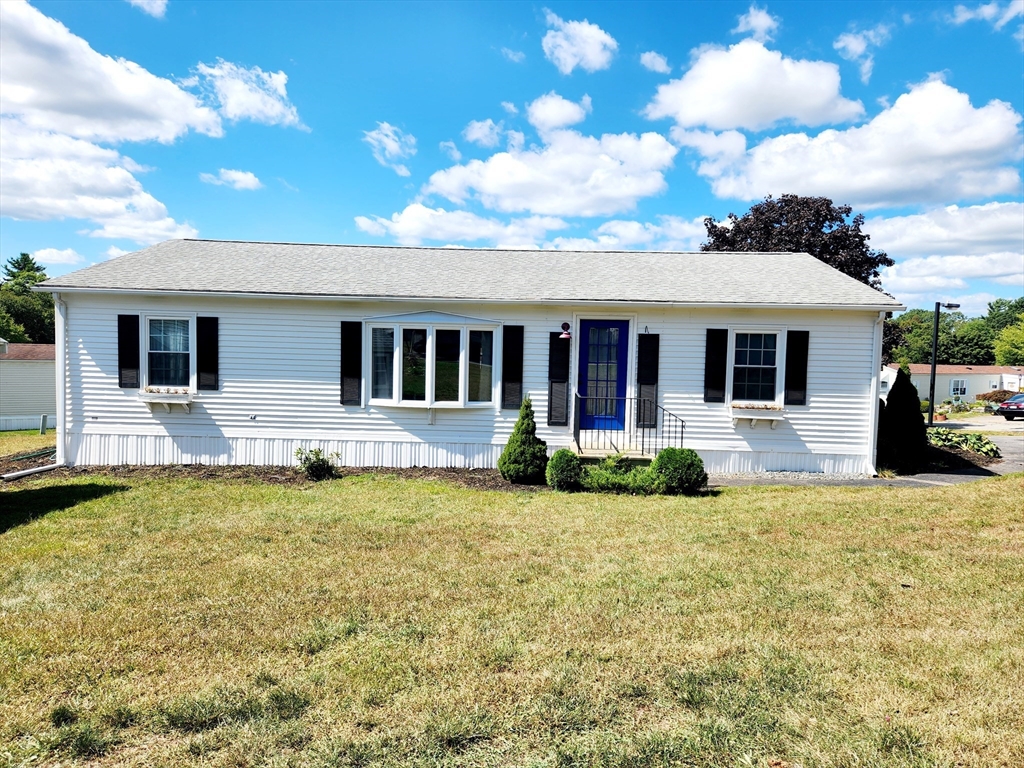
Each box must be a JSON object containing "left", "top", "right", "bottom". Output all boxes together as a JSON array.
[
  {"left": 38, "top": 240, "right": 902, "bottom": 474},
  {"left": 889, "top": 363, "right": 1024, "bottom": 402}
]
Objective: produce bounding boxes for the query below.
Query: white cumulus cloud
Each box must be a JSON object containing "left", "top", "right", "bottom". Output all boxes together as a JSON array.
[
  {"left": 639, "top": 51, "right": 671, "bottom": 74},
  {"left": 439, "top": 140, "right": 461, "bottom": 161},
  {"left": 680, "top": 79, "right": 1022, "bottom": 208},
  {"left": 501, "top": 101, "right": 519, "bottom": 115},
  {"left": 363, "top": 122, "right": 416, "bottom": 176},
  {"left": 833, "top": 24, "right": 892, "bottom": 83},
  {"left": 731, "top": 4, "right": 780, "bottom": 43},
  {"left": 541, "top": 9, "right": 618, "bottom": 74},
  {"left": 526, "top": 92, "right": 592, "bottom": 134},
  {"left": 32, "top": 247, "right": 85, "bottom": 265},
  {"left": 950, "top": 0, "right": 1023, "bottom": 28},
  {"left": 126, "top": 0, "right": 167, "bottom": 18},
  {"left": 354, "top": 203, "right": 566, "bottom": 248},
  {"left": 193, "top": 59, "right": 305, "bottom": 129},
  {"left": 1, "top": 114, "right": 197, "bottom": 244},
  {"left": 865, "top": 202, "right": 1024, "bottom": 257},
  {"left": 501, "top": 47, "right": 526, "bottom": 63},
  {"left": 0, "top": 0, "right": 220, "bottom": 144},
  {"left": 643, "top": 40, "right": 864, "bottom": 131},
  {"left": 105, "top": 246, "right": 130, "bottom": 259},
  {"left": 545, "top": 215, "right": 708, "bottom": 251},
  {"left": 463, "top": 119, "right": 504, "bottom": 148},
  {"left": 423, "top": 120, "right": 678, "bottom": 217},
  {"left": 199, "top": 168, "right": 263, "bottom": 190}
]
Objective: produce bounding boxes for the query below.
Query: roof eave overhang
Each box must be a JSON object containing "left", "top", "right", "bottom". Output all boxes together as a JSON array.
[{"left": 35, "top": 285, "right": 904, "bottom": 313}]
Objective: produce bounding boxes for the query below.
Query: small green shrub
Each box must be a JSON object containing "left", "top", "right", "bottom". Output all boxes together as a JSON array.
[
  {"left": 928, "top": 428, "right": 1001, "bottom": 457},
  {"left": 581, "top": 455, "right": 662, "bottom": 495},
  {"left": 919, "top": 399, "right": 929, "bottom": 413},
  {"left": 546, "top": 449, "right": 583, "bottom": 491},
  {"left": 651, "top": 447, "right": 707, "bottom": 495},
  {"left": 294, "top": 447, "right": 339, "bottom": 481},
  {"left": 497, "top": 398, "right": 548, "bottom": 484}
]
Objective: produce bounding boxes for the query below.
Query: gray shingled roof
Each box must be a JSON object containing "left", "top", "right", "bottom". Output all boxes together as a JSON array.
[{"left": 38, "top": 239, "right": 902, "bottom": 309}]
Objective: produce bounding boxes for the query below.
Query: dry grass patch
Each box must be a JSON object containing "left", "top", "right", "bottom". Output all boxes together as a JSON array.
[
  {"left": 0, "top": 428, "right": 56, "bottom": 457},
  {"left": 1, "top": 471, "right": 1022, "bottom": 766}
]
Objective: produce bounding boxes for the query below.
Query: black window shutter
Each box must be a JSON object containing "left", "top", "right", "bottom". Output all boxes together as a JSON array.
[
  {"left": 501, "top": 325, "right": 524, "bottom": 409},
  {"left": 637, "top": 333, "right": 659, "bottom": 427},
  {"left": 340, "top": 321, "right": 362, "bottom": 405},
  {"left": 117, "top": 314, "right": 140, "bottom": 388},
  {"left": 197, "top": 316, "right": 219, "bottom": 390},
  {"left": 704, "top": 328, "right": 728, "bottom": 403},
  {"left": 547, "top": 332, "right": 571, "bottom": 426},
  {"left": 784, "top": 330, "right": 809, "bottom": 406}
]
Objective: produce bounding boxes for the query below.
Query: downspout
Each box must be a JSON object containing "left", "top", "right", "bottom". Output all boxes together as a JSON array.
[
  {"left": 867, "top": 310, "right": 885, "bottom": 475},
  {"left": 2, "top": 293, "right": 68, "bottom": 482},
  {"left": 54, "top": 292, "right": 68, "bottom": 466}
]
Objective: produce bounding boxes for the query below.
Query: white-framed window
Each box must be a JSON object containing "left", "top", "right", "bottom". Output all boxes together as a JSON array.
[
  {"left": 731, "top": 331, "right": 779, "bottom": 402},
  {"left": 367, "top": 318, "right": 497, "bottom": 407},
  {"left": 951, "top": 378, "right": 967, "bottom": 397},
  {"left": 145, "top": 316, "right": 194, "bottom": 389}
]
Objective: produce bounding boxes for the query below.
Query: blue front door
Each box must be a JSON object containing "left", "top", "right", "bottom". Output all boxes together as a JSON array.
[{"left": 578, "top": 320, "right": 629, "bottom": 430}]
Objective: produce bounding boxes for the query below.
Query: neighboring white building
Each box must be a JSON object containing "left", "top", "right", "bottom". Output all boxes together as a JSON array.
[
  {"left": 37, "top": 240, "right": 902, "bottom": 473},
  {"left": 888, "top": 363, "right": 1024, "bottom": 402},
  {"left": 0, "top": 340, "right": 56, "bottom": 431}
]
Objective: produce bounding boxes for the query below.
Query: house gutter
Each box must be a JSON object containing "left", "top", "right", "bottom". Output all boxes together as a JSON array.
[
  {"left": 8, "top": 294, "right": 72, "bottom": 480},
  {"left": 34, "top": 286, "right": 904, "bottom": 313},
  {"left": 867, "top": 310, "right": 886, "bottom": 476}
]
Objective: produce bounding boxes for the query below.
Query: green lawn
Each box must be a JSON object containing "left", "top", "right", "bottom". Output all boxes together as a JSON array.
[
  {"left": 0, "top": 428, "right": 56, "bottom": 458},
  {"left": 2, "top": 472, "right": 1022, "bottom": 767}
]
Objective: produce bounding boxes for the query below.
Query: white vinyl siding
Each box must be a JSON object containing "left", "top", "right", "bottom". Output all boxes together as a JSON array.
[
  {"left": 0, "top": 360, "right": 56, "bottom": 430},
  {"left": 60, "top": 293, "right": 881, "bottom": 472}
]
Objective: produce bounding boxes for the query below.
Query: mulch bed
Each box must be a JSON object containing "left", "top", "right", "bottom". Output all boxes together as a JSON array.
[
  {"left": 1, "top": 459, "right": 540, "bottom": 492},
  {"left": 921, "top": 444, "right": 1000, "bottom": 471}
]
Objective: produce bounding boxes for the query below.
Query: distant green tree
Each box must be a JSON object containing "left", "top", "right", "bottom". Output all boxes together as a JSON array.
[
  {"left": 0, "top": 307, "right": 30, "bottom": 343},
  {"left": 984, "top": 297, "right": 1024, "bottom": 334},
  {"left": 2, "top": 253, "right": 46, "bottom": 283},
  {"left": 893, "top": 308, "right": 966, "bottom": 365},
  {"left": 0, "top": 252, "right": 54, "bottom": 343},
  {"left": 881, "top": 319, "right": 905, "bottom": 365},
  {"left": 701, "top": 194, "right": 894, "bottom": 289},
  {"left": 944, "top": 319, "right": 995, "bottom": 365},
  {"left": 995, "top": 314, "right": 1024, "bottom": 366}
]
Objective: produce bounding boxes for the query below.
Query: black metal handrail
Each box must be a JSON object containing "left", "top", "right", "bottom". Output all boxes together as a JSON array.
[{"left": 572, "top": 394, "right": 685, "bottom": 456}]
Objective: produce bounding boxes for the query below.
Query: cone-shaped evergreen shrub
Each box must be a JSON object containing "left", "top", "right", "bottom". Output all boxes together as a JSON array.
[
  {"left": 546, "top": 448, "right": 583, "bottom": 491},
  {"left": 498, "top": 398, "right": 548, "bottom": 484},
  {"left": 877, "top": 368, "right": 927, "bottom": 473}
]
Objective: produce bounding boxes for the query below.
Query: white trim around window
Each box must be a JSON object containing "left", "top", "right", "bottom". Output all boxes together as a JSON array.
[
  {"left": 142, "top": 313, "right": 196, "bottom": 391},
  {"left": 365, "top": 320, "right": 501, "bottom": 408},
  {"left": 725, "top": 325, "right": 787, "bottom": 407}
]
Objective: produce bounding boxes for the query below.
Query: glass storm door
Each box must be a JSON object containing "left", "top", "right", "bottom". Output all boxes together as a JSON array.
[{"left": 578, "top": 320, "right": 629, "bottom": 430}]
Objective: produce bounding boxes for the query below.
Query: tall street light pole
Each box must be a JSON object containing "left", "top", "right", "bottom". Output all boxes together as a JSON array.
[{"left": 928, "top": 301, "right": 960, "bottom": 427}]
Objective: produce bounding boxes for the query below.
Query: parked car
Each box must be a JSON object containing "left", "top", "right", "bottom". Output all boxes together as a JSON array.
[{"left": 997, "top": 393, "right": 1024, "bottom": 420}]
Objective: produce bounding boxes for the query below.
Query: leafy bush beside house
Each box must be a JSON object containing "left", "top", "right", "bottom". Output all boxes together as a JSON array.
[
  {"left": 547, "top": 448, "right": 707, "bottom": 496},
  {"left": 497, "top": 398, "right": 548, "bottom": 484}
]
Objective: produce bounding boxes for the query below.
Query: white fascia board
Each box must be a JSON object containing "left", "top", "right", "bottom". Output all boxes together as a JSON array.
[{"left": 42, "top": 286, "right": 905, "bottom": 313}]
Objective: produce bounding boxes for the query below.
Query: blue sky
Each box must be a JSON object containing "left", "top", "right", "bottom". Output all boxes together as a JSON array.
[{"left": 1, "top": 0, "right": 1021, "bottom": 315}]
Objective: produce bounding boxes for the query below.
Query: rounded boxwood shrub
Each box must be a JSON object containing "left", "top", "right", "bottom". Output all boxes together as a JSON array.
[
  {"left": 546, "top": 448, "right": 584, "bottom": 491},
  {"left": 498, "top": 398, "right": 548, "bottom": 484},
  {"left": 651, "top": 447, "right": 707, "bottom": 495}
]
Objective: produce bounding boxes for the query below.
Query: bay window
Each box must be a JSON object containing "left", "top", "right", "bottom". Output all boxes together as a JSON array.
[{"left": 368, "top": 318, "right": 498, "bottom": 407}]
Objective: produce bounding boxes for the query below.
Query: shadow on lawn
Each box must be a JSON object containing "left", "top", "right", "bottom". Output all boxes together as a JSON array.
[{"left": 0, "top": 483, "right": 127, "bottom": 534}]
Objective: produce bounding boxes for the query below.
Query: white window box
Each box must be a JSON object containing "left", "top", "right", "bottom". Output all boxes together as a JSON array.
[
  {"left": 140, "top": 389, "right": 193, "bottom": 413},
  {"left": 730, "top": 404, "right": 785, "bottom": 429}
]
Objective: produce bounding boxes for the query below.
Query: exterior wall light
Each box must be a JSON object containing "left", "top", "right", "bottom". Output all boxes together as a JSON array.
[{"left": 559, "top": 322, "right": 572, "bottom": 340}]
